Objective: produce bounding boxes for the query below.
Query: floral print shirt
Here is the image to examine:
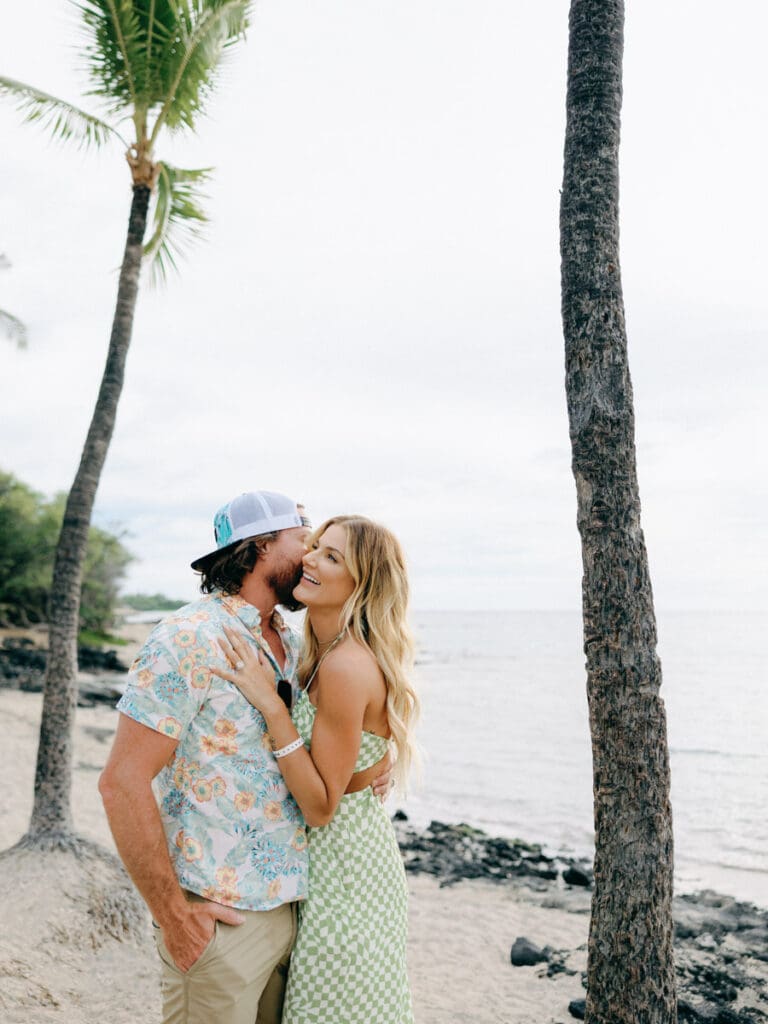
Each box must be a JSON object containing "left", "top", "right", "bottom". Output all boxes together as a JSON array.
[{"left": 116, "top": 592, "right": 308, "bottom": 911}]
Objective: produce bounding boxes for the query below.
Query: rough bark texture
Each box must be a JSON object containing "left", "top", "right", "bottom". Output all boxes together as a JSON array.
[
  {"left": 559, "top": 2, "right": 677, "bottom": 1021},
  {"left": 21, "top": 185, "right": 150, "bottom": 851}
]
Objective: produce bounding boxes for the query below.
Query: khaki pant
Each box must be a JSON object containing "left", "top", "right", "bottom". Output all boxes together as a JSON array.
[{"left": 153, "top": 895, "right": 298, "bottom": 1024}]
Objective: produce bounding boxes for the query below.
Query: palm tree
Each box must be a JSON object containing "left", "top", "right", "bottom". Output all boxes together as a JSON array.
[
  {"left": 0, "top": 0, "right": 252, "bottom": 852},
  {"left": 559, "top": 1, "right": 677, "bottom": 1020},
  {"left": 0, "top": 253, "right": 27, "bottom": 347}
]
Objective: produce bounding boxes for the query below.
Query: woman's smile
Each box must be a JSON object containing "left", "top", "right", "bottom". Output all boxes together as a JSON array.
[{"left": 292, "top": 524, "right": 356, "bottom": 608}]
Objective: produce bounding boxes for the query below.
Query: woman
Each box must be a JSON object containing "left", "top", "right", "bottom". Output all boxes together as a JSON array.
[{"left": 214, "top": 515, "right": 419, "bottom": 1024}]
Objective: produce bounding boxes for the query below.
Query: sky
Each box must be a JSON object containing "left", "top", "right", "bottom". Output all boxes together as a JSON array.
[{"left": 1, "top": 1, "right": 766, "bottom": 612}]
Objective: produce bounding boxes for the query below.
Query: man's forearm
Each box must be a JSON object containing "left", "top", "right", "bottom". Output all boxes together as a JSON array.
[{"left": 100, "top": 773, "right": 189, "bottom": 928}]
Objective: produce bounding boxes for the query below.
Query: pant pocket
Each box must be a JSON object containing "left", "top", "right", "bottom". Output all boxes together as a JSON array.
[
  {"left": 186, "top": 922, "right": 219, "bottom": 974},
  {"left": 154, "top": 922, "right": 218, "bottom": 975}
]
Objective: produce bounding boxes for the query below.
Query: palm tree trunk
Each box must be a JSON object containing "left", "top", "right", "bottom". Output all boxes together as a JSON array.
[
  {"left": 22, "top": 184, "right": 150, "bottom": 851},
  {"left": 559, "top": 2, "right": 676, "bottom": 1021}
]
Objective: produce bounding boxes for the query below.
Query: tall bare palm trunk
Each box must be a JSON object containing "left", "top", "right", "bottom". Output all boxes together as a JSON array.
[
  {"left": 559, "top": 1, "right": 676, "bottom": 1020},
  {"left": 23, "top": 184, "right": 150, "bottom": 850}
]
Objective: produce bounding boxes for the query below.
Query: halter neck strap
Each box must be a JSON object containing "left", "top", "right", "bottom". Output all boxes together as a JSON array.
[{"left": 305, "top": 632, "right": 344, "bottom": 688}]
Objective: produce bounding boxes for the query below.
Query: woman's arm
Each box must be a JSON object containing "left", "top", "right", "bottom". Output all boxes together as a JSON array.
[{"left": 214, "top": 627, "right": 376, "bottom": 826}]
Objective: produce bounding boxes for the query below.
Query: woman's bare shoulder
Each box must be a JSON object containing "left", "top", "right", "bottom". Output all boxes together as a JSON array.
[{"left": 318, "top": 638, "right": 384, "bottom": 693}]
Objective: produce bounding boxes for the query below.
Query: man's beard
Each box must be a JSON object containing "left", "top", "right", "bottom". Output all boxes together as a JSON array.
[{"left": 268, "top": 560, "right": 305, "bottom": 612}]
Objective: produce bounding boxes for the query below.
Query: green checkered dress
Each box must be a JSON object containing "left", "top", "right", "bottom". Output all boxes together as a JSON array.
[{"left": 283, "top": 689, "right": 413, "bottom": 1024}]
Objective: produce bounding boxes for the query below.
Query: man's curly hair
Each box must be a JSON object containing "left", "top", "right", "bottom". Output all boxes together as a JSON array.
[{"left": 197, "top": 534, "right": 278, "bottom": 595}]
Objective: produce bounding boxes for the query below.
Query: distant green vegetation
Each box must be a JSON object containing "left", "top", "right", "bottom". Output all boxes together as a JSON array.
[
  {"left": 121, "top": 592, "right": 185, "bottom": 611},
  {"left": 0, "top": 469, "right": 132, "bottom": 632},
  {"left": 78, "top": 628, "right": 128, "bottom": 648}
]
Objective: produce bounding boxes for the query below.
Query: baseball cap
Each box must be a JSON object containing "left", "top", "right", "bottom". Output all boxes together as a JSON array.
[{"left": 191, "top": 491, "right": 310, "bottom": 571}]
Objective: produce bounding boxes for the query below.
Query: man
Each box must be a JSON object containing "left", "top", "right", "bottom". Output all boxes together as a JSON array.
[{"left": 100, "top": 490, "right": 389, "bottom": 1024}]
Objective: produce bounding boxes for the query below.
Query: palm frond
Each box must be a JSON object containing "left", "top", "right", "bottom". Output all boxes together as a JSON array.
[
  {"left": 143, "top": 162, "right": 212, "bottom": 285},
  {"left": 0, "top": 310, "right": 28, "bottom": 349},
  {"left": 75, "top": 0, "right": 144, "bottom": 115},
  {"left": 150, "top": 0, "right": 252, "bottom": 141},
  {"left": 0, "top": 76, "right": 118, "bottom": 148},
  {"left": 141, "top": 0, "right": 174, "bottom": 107}
]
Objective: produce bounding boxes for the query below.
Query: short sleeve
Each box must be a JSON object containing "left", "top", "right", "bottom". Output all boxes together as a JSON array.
[{"left": 116, "top": 618, "right": 215, "bottom": 740}]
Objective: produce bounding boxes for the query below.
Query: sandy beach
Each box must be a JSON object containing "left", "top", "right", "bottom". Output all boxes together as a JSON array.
[{"left": 0, "top": 681, "right": 595, "bottom": 1024}]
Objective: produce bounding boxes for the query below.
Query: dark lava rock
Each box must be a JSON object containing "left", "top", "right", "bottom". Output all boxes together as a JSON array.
[
  {"left": 1, "top": 638, "right": 45, "bottom": 660},
  {"left": 510, "top": 936, "right": 549, "bottom": 966},
  {"left": 677, "top": 919, "right": 700, "bottom": 941},
  {"left": 563, "top": 865, "right": 593, "bottom": 887},
  {"left": 682, "top": 960, "right": 743, "bottom": 1003},
  {"left": 712, "top": 1010, "right": 756, "bottom": 1024},
  {"left": 568, "top": 998, "right": 586, "bottom": 1020},
  {"left": 680, "top": 1008, "right": 762, "bottom": 1024},
  {"left": 77, "top": 685, "right": 123, "bottom": 708},
  {"left": 396, "top": 820, "right": 579, "bottom": 886},
  {"left": 0, "top": 640, "right": 47, "bottom": 684},
  {"left": 678, "top": 999, "right": 703, "bottom": 1022},
  {"left": 77, "top": 646, "right": 128, "bottom": 672},
  {"left": 395, "top": 820, "right": 595, "bottom": 889},
  {"left": 1, "top": 640, "right": 128, "bottom": 691},
  {"left": 83, "top": 725, "right": 116, "bottom": 744},
  {"left": 545, "top": 950, "right": 577, "bottom": 978},
  {"left": 19, "top": 675, "right": 44, "bottom": 692}
]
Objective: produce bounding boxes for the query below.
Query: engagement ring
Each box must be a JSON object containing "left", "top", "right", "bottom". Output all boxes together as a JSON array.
[{"left": 235, "top": 660, "right": 245, "bottom": 671}]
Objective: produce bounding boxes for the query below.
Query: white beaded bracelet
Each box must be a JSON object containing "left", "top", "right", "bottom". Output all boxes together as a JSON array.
[{"left": 273, "top": 736, "right": 304, "bottom": 759}]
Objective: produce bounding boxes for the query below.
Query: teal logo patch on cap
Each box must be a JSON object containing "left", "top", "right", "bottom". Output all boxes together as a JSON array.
[{"left": 214, "top": 506, "right": 234, "bottom": 548}]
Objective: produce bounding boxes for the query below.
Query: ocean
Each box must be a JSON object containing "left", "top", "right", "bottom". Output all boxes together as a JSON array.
[{"left": 404, "top": 610, "right": 768, "bottom": 908}]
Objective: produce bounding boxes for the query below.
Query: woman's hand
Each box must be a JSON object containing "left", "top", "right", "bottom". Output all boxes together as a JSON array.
[
  {"left": 212, "top": 626, "right": 281, "bottom": 714},
  {"left": 371, "top": 749, "right": 396, "bottom": 802}
]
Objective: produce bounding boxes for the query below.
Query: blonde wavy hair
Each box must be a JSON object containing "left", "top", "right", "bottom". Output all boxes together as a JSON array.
[{"left": 298, "top": 515, "right": 420, "bottom": 791}]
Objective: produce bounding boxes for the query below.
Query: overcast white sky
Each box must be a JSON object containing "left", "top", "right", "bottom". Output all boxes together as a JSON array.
[{"left": 1, "top": 1, "right": 766, "bottom": 611}]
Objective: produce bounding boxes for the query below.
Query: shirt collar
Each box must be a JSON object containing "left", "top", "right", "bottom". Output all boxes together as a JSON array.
[{"left": 217, "top": 591, "right": 289, "bottom": 637}]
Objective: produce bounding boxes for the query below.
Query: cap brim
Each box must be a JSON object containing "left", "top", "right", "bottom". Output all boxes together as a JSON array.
[{"left": 190, "top": 539, "right": 239, "bottom": 574}]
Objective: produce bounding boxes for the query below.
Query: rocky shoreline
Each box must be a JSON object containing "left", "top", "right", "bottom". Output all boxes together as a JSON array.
[
  {"left": 395, "top": 816, "right": 593, "bottom": 888},
  {"left": 394, "top": 818, "right": 768, "bottom": 1023},
  {"left": 0, "top": 635, "right": 128, "bottom": 705}
]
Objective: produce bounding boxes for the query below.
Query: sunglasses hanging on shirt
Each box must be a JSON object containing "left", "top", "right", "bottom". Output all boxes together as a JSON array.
[{"left": 277, "top": 678, "right": 292, "bottom": 710}]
